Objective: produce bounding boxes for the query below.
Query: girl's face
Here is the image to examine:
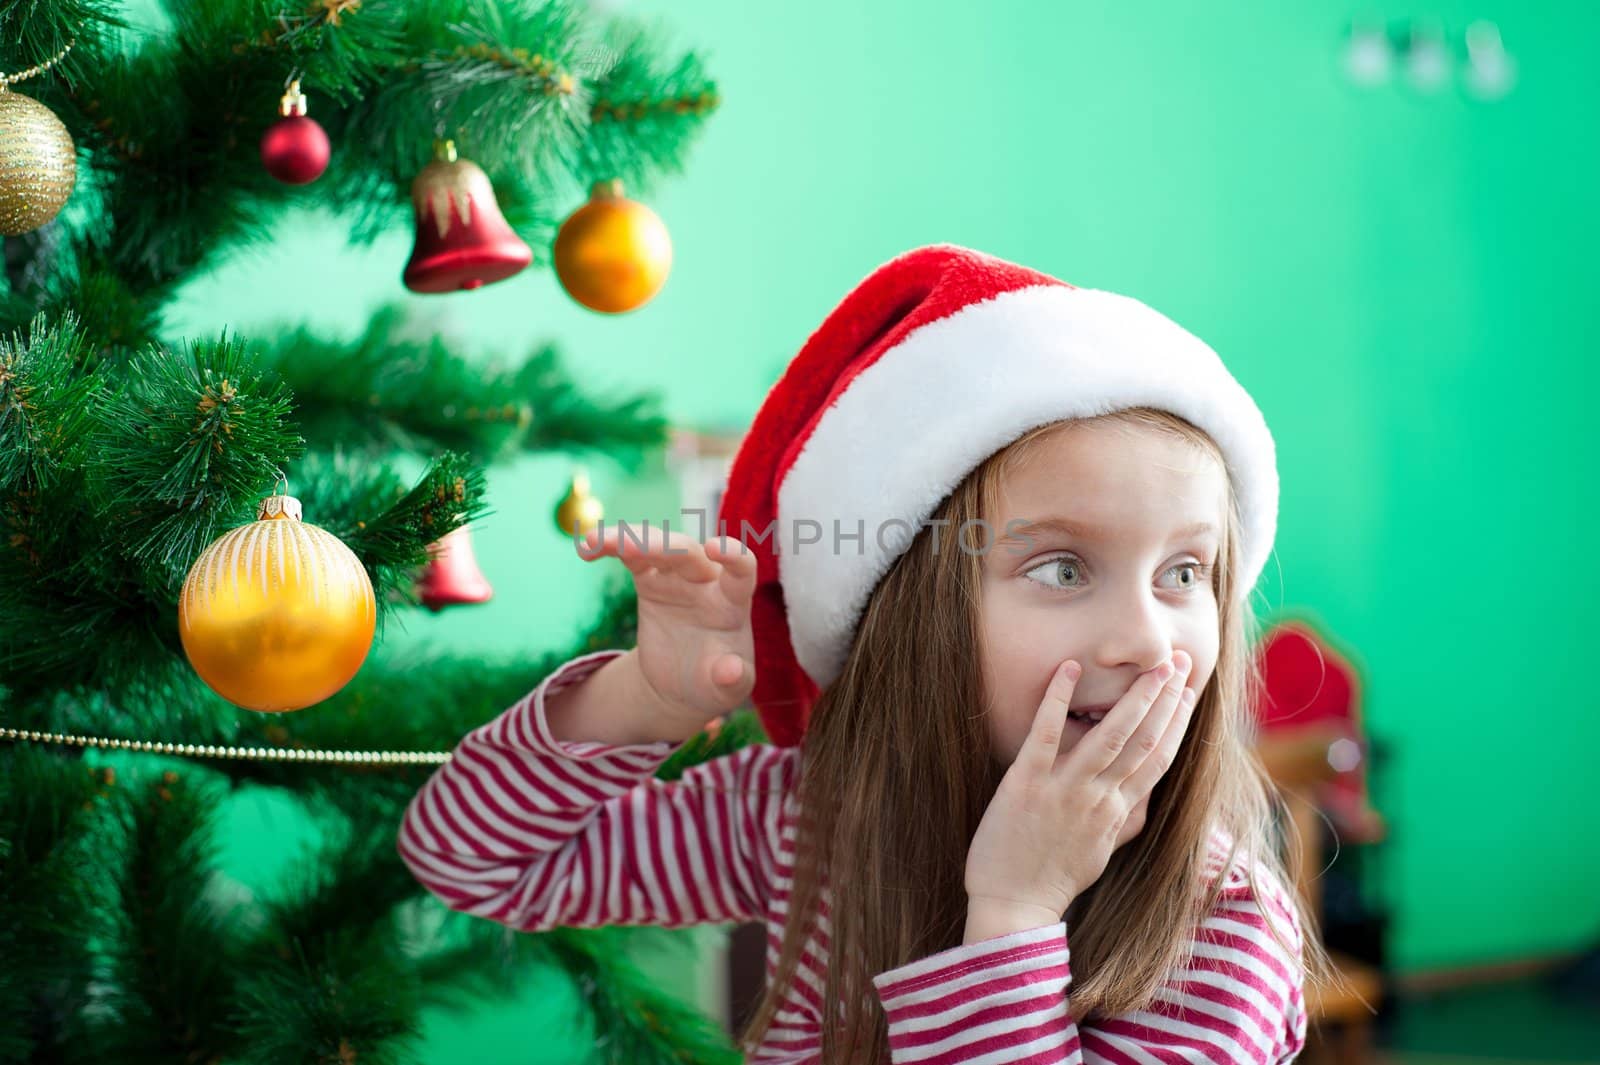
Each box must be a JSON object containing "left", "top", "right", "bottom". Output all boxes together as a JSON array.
[{"left": 979, "top": 421, "right": 1226, "bottom": 767}]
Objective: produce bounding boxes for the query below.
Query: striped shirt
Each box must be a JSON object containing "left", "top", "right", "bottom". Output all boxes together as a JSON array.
[{"left": 398, "top": 649, "right": 1308, "bottom": 1063}]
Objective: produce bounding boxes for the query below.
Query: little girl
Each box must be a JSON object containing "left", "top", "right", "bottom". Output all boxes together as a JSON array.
[{"left": 399, "top": 245, "right": 1326, "bottom": 1063}]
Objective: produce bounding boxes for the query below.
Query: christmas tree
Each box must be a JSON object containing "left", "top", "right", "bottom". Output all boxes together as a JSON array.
[{"left": 0, "top": 2, "right": 766, "bottom": 1060}]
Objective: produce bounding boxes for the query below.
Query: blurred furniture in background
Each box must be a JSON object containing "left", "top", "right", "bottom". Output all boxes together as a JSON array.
[{"left": 1253, "top": 619, "right": 1390, "bottom": 1065}]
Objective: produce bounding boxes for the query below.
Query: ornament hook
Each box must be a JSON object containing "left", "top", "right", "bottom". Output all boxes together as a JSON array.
[{"left": 279, "top": 74, "right": 308, "bottom": 117}]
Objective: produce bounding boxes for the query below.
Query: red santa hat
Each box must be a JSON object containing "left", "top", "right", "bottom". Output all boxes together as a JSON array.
[{"left": 717, "top": 244, "right": 1278, "bottom": 747}]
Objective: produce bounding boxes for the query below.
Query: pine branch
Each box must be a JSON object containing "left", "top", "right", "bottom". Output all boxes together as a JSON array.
[
  {"left": 232, "top": 918, "right": 422, "bottom": 1065},
  {"left": 255, "top": 304, "right": 671, "bottom": 467},
  {"left": 578, "top": 17, "right": 720, "bottom": 190},
  {"left": 256, "top": 810, "right": 424, "bottom": 966},
  {"left": 93, "top": 767, "right": 243, "bottom": 1064},
  {"left": 339, "top": 0, "right": 595, "bottom": 193},
  {"left": 0, "top": 320, "right": 305, "bottom": 689},
  {"left": 1, "top": 240, "right": 168, "bottom": 359},
  {"left": 549, "top": 928, "right": 744, "bottom": 1065},
  {"left": 409, "top": 906, "right": 699, "bottom": 1001},
  {"left": 0, "top": 744, "right": 108, "bottom": 1063},
  {"left": 0, "top": 315, "right": 188, "bottom": 701},
  {"left": 0, "top": 0, "right": 125, "bottom": 85},
  {"left": 508, "top": 342, "right": 671, "bottom": 463},
  {"left": 91, "top": 330, "right": 305, "bottom": 569},
  {"left": 0, "top": 312, "right": 100, "bottom": 496}
]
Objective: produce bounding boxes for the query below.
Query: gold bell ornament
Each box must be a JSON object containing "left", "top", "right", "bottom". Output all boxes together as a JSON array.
[
  {"left": 553, "top": 179, "right": 672, "bottom": 313},
  {"left": 554, "top": 468, "right": 604, "bottom": 538},
  {"left": 179, "top": 490, "right": 376, "bottom": 712},
  {"left": 0, "top": 49, "right": 78, "bottom": 236},
  {"left": 403, "top": 139, "right": 533, "bottom": 293}
]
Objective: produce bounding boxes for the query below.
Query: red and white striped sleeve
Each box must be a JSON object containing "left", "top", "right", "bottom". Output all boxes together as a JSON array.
[
  {"left": 396, "top": 648, "right": 798, "bottom": 932},
  {"left": 870, "top": 864, "right": 1307, "bottom": 1064}
]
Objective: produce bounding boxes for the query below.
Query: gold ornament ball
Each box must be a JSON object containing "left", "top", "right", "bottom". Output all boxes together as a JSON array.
[
  {"left": 553, "top": 179, "right": 672, "bottom": 313},
  {"left": 179, "top": 495, "right": 376, "bottom": 713},
  {"left": 555, "top": 470, "right": 605, "bottom": 538},
  {"left": 0, "top": 90, "right": 77, "bottom": 236}
]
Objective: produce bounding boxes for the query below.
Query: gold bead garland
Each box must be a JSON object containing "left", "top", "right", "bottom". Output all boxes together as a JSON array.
[
  {"left": 0, "top": 725, "right": 450, "bottom": 766},
  {"left": 0, "top": 40, "right": 75, "bottom": 88}
]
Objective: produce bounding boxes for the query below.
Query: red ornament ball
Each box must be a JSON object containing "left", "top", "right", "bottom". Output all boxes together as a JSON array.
[{"left": 261, "top": 115, "right": 330, "bottom": 185}]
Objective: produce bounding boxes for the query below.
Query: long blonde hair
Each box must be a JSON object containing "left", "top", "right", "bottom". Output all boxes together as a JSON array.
[{"left": 738, "top": 407, "right": 1335, "bottom": 1061}]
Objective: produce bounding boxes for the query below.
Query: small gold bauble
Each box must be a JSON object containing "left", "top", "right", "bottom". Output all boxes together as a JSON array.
[
  {"left": 552, "top": 179, "right": 672, "bottom": 313},
  {"left": 0, "top": 89, "right": 77, "bottom": 236},
  {"left": 555, "top": 469, "right": 605, "bottom": 538},
  {"left": 178, "top": 494, "right": 376, "bottom": 713}
]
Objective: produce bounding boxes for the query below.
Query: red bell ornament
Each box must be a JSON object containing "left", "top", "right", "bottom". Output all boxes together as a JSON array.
[
  {"left": 416, "top": 525, "right": 493, "bottom": 611},
  {"left": 403, "top": 140, "right": 532, "bottom": 293},
  {"left": 260, "top": 80, "right": 330, "bottom": 185}
]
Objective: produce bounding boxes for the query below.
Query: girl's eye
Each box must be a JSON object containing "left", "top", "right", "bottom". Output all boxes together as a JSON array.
[
  {"left": 1168, "top": 562, "right": 1212, "bottom": 590},
  {"left": 1023, "top": 556, "right": 1084, "bottom": 590},
  {"left": 1021, "top": 556, "right": 1214, "bottom": 593}
]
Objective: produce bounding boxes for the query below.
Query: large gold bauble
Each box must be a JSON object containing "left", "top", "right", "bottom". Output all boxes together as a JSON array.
[
  {"left": 0, "top": 89, "right": 77, "bottom": 236},
  {"left": 178, "top": 495, "right": 376, "bottom": 713},
  {"left": 553, "top": 179, "right": 672, "bottom": 313}
]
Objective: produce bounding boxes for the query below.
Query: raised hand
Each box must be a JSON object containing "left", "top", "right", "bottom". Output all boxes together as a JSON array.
[
  {"left": 577, "top": 525, "right": 758, "bottom": 735},
  {"left": 964, "top": 650, "right": 1197, "bottom": 927}
]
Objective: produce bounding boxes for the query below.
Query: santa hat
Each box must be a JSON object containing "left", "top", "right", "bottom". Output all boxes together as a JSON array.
[{"left": 717, "top": 244, "right": 1278, "bottom": 747}]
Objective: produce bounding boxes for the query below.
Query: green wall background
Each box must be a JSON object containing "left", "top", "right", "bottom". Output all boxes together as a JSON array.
[{"left": 146, "top": 0, "right": 1598, "bottom": 1054}]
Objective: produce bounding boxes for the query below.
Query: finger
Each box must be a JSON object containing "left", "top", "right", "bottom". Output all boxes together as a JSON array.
[
  {"left": 643, "top": 529, "right": 723, "bottom": 582},
  {"left": 578, "top": 525, "right": 720, "bottom": 581},
  {"left": 578, "top": 526, "right": 669, "bottom": 579},
  {"left": 1114, "top": 792, "right": 1150, "bottom": 850},
  {"left": 576, "top": 524, "right": 641, "bottom": 563},
  {"left": 1103, "top": 653, "right": 1192, "bottom": 783},
  {"left": 703, "top": 534, "right": 755, "bottom": 575},
  {"left": 1122, "top": 682, "right": 1198, "bottom": 801},
  {"left": 1020, "top": 659, "right": 1081, "bottom": 778},
  {"left": 1066, "top": 659, "right": 1171, "bottom": 778},
  {"left": 708, "top": 651, "right": 750, "bottom": 689},
  {"left": 576, "top": 526, "right": 667, "bottom": 580},
  {"left": 1068, "top": 657, "right": 1174, "bottom": 778},
  {"left": 703, "top": 535, "right": 758, "bottom": 603}
]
